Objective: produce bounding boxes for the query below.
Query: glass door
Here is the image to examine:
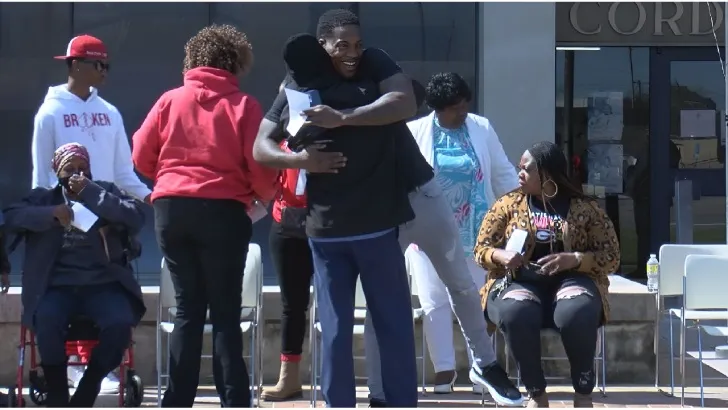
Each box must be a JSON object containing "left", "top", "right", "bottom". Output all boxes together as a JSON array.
[{"left": 650, "top": 47, "right": 726, "bottom": 257}]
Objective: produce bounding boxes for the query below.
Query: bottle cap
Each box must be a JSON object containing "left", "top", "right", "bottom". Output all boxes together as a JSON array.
[{"left": 649, "top": 253, "right": 657, "bottom": 258}]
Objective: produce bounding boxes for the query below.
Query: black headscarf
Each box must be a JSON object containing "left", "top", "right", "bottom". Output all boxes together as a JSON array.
[{"left": 283, "top": 33, "right": 337, "bottom": 89}]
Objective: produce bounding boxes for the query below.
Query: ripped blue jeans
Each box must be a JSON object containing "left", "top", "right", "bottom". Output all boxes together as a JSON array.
[{"left": 486, "top": 273, "right": 602, "bottom": 395}]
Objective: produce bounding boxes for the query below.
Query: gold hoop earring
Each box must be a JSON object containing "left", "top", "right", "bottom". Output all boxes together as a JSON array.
[{"left": 542, "top": 179, "right": 558, "bottom": 198}]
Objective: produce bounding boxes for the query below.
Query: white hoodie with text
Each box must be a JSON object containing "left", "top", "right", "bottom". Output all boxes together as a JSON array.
[{"left": 31, "top": 84, "right": 151, "bottom": 200}]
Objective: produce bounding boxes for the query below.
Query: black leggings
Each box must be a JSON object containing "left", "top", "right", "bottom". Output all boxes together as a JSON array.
[
  {"left": 268, "top": 221, "right": 314, "bottom": 357},
  {"left": 486, "top": 274, "right": 602, "bottom": 395}
]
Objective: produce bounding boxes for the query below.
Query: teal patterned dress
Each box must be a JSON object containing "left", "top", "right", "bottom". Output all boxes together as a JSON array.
[{"left": 432, "top": 117, "right": 490, "bottom": 258}]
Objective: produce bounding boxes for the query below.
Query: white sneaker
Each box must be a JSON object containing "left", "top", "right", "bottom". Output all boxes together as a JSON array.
[
  {"left": 99, "top": 372, "right": 120, "bottom": 394},
  {"left": 66, "top": 356, "right": 119, "bottom": 394},
  {"left": 66, "top": 356, "right": 85, "bottom": 388}
]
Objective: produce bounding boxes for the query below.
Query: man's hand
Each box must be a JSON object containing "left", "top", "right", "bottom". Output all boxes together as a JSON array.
[
  {"left": 295, "top": 142, "right": 347, "bottom": 173},
  {"left": 536, "top": 252, "right": 582, "bottom": 276},
  {"left": 303, "top": 105, "right": 345, "bottom": 129},
  {"left": 1, "top": 273, "right": 8, "bottom": 294},
  {"left": 68, "top": 172, "right": 90, "bottom": 194},
  {"left": 52, "top": 204, "right": 74, "bottom": 227}
]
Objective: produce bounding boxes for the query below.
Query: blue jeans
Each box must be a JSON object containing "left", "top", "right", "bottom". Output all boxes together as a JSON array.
[
  {"left": 34, "top": 282, "right": 135, "bottom": 375},
  {"left": 310, "top": 230, "right": 417, "bottom": 407}
]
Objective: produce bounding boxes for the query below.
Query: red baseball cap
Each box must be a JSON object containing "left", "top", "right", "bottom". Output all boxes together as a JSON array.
[{"left": 54, "top": 35, "right": 108, "bottom": 60}]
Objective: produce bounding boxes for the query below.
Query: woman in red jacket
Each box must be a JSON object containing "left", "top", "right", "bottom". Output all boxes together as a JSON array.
[{"left": 131, "top": 24, "right": 278, "bottom": 408}]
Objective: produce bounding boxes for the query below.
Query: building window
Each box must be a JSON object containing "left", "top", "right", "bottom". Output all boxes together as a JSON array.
[
  {"left": 358, "top": 2, "right": 479, "bottom": 113},
  {"left": 556, "top": 47, "right": 650, "bottom": 274}
]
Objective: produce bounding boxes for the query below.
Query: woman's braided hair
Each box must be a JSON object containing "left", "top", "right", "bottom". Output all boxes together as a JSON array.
[{"left": 183, "top": 24, "right": 254, "bottom": 76}]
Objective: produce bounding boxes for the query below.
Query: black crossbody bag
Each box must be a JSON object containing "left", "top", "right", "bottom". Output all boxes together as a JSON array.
[{"left": 279, "top": 206, "right": 308, "bottom": 239}]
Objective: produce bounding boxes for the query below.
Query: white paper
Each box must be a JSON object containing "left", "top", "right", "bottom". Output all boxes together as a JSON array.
[
  {"left": 505, "top": 229, "right": 528, "bottom": 254},
  {"left": 284, "top": 88, "right": 313, "bottom": 137},
  {"left": 247, "top": 201, "right": 268, "bottom": 224},
  {"left": 587, "top": 92, "right": 623, "bottom": 141},
  {"left": 680, "top": 109, "right": 716, "bottom": 139},
  {"left": 295, "top": 170, "right": 307, "bottom": 196},
  {"left": 70, "top": 202, "right": 98, "bottom": 232}
]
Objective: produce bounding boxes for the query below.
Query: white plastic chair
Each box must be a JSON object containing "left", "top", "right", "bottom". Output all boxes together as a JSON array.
[
  {"left": 155, "top": 243, "right": 264, "bottom": 407},
  {"left": 680, "top": 254, "right": 728, "bottom": 407},
  {"left": 656, "top": 244, "right": 728, "bottom": 396}
]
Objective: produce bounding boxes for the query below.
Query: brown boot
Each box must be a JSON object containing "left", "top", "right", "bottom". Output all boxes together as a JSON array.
[
  {"left": 573, "top": 393, "right": 593, "bottom": 408},
  {"left": 261, "top": 361, "right": 303, "bottom": 402},
  {"left": 526, "top": 391, "right": 549, "bottom": 408}
]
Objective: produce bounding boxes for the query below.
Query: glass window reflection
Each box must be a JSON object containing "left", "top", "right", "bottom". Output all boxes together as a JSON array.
[{"left": 556, "top": 47, "right": 650, "bottom": 275}]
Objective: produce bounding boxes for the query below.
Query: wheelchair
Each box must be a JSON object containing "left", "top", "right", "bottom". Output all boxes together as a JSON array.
[{"left": 9, "top": 317, "right": 143, "bottom": 407}]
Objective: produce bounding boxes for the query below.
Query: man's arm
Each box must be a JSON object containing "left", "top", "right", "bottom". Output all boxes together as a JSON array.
[
  {"left": 113, "top": 111, "right": 152, "bottom": 201},
  {"left": 339, "top": 72, "right": 416, "bottom": 126},
  {"left": 31, "top": 111, "right": 56, "bottom": 189},
  {"left": 340, "top": 48, "right": 416, "bottom": 126}
]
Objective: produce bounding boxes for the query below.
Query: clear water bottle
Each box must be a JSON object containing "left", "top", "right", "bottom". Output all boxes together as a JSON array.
[{"left": 646, "top": 254, "right": 659, "bottom": 293}]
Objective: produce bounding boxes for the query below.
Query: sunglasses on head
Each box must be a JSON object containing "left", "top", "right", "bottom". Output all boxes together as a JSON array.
[{"left": 78, "top": 59, "right": 110, "bottom": 72}]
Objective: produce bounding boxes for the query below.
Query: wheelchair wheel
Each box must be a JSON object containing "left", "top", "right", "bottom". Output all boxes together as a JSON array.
[
  {"left": 28, "top": 385, "right": 46, "bottom": 406},
  {"left": 123, "top": 371, "right": 143, "bottom": 407}
]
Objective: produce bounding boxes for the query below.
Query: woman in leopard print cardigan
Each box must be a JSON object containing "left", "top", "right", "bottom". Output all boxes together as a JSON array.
[{"left": 473, "top": 142, "right": 620, "bottom": 408}]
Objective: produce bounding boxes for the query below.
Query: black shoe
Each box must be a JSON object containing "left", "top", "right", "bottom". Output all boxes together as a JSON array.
[
  {"left": 369, "top": 397, "right": 387, "bottom": 407},
  {"left": 469, "top": 363, "right": 524, "bottom": 407},
  {"left": 41, "top": 364, "right": 70, "bottom": 407},
  {"left": 69, "top": 361, "right": 106, "bottom": 407}
]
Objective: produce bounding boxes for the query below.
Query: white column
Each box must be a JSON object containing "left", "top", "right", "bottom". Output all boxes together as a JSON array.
[{"left": 478, "top": 2, "right": 556, "bottom": 164}]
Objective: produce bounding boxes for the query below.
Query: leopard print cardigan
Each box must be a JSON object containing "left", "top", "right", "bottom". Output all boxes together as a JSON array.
[{"left": 474, "top": 189, "right": 620, "bottom": 331}]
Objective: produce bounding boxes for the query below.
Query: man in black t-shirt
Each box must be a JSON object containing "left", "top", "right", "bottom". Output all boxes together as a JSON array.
[
  {"left": 252, "top": 9, "right": 522, "bottom": 408},
  {"left": 254, "top": 10, "right": 419, "bottom": 408}
]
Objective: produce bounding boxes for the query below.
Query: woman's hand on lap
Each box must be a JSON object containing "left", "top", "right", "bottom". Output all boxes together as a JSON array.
[{"left": 536, "top": 252, "right": 581, "bottom": 276}]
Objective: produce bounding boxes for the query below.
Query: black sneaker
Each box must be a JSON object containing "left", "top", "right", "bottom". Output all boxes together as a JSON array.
[
  {"left": 469, "top": 363, "right": 524, "bottom": 406},
  {"left": 369, "top": 397, "right": 387, "bottom": 407}
]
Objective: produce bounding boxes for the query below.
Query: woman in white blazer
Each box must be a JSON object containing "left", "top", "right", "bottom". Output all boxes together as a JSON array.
[{"left": 407, "top": 72, "right": 519, "bottom": 393}]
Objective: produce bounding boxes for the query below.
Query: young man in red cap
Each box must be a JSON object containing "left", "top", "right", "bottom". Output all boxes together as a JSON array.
[
  {"left": 32, "top": 35, "right": 150, "bottom": 201},
  {"left": 29, "top": 34, "right": 150, "bottom": 395}
]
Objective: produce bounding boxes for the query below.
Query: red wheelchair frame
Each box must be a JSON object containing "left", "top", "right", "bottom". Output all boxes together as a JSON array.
[{"left": 13, "top": 323, "right": 143, "bottom": 407}]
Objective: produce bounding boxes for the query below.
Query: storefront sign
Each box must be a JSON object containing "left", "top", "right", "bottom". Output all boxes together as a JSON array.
[{"left": 557, "top": 2, "right": 725, "bottom": 45}]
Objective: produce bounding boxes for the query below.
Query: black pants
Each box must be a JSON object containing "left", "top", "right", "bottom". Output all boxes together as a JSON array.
[
  {"left": 486, "top": 274, "right": 602, "bottom": 395},
  {"left": 268, "top": 221, "right": 314, "bottom": 357},
  {"left": 154, "top": 197, "right": 253, "bottom": 408}
]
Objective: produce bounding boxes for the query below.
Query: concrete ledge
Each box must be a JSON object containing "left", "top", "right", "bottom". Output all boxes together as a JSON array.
[{"left": 0, "top": 275, "right": 656, "bottom": 387}]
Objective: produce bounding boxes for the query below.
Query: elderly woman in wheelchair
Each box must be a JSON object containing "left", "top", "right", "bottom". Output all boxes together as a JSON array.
[{"left": 3, "top": 143, "right": 146, "bottom": 407}]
